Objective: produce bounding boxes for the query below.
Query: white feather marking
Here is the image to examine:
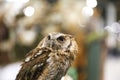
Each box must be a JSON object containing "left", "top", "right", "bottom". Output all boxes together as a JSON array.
[
  {"left": 47, "top": 58, "right": 51, "bottom": 62},
  {"left": 37, "top": 51, "right": 42, "bottom": 55},
  {"left": 34, "top": 54, "right": 38, "bottom": 57},
  {"left": 25, "top": 56, "right": 31, "bottom": 62},
  {"left": 32, "top": 65, "right": 37, "bottom": 69},
  {"left": 38, "top": 63, "right": 44, "bottom": 67},
  {"left": 34, "top": 51, "right": 42, "bottom": 57}
]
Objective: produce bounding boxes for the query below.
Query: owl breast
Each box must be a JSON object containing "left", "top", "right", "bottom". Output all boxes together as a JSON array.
[{"left": 38, "top": 50, "right": 72, "bottom": 80}]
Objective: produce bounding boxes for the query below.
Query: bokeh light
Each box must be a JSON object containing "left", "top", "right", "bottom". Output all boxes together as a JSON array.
[
  {"left": 23, "top": 6, "right": 35, "bottom": 17},
  {"left": 82, "top": 6, "right": 94, "bottom": 17},
  {"left": 86, "top": 0, "right": 97, "bottom": 8}
]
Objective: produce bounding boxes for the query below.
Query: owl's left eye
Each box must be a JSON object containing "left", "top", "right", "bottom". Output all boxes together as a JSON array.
[
  {"left": 57, "top": 36, "right": 65, "bottom": 42},
  {"left": 47, "top": 35, "right": 51, "bottom": 40}
]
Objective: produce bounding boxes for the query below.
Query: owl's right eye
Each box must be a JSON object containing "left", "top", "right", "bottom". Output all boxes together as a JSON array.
[
  {"left": 57, "top": 36, "right": 65, "bottom": 42},
  {"left": 47, "top": 35, "right": 51, "bottom": 40}
]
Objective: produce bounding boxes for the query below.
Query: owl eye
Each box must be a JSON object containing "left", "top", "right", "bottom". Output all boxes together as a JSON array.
[
  {"left": 47, "top": 35, "right": 51, "bottom": 40},
  {"left": 57, "top": 36, "right": 65, "bottom": 42}
]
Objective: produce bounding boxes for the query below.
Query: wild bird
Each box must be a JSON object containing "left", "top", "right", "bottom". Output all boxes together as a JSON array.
[{"left": 16, "top": 32, "right": 78, "bottom": 80}]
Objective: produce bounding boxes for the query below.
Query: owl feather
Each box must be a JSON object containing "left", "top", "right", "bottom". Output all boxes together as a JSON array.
[{"left": 16, "top": 32, "right": 78, "bottom": 80}]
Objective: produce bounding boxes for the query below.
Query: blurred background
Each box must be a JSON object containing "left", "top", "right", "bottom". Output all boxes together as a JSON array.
[{"left": 0, "top": 0, "right": 120, "bottom": 80}]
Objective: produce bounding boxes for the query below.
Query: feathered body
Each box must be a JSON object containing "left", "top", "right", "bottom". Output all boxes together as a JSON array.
[{"left": 16, "top": 32, "right": 78, "bottom": 80}]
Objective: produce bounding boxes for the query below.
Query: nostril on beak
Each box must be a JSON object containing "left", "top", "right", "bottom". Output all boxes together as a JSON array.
[
  {"left": 49, "top": 40, "right": 55, "bottom": 48},
  {"left": 51, "top": 41, "right": 55, "bottom": 47}
]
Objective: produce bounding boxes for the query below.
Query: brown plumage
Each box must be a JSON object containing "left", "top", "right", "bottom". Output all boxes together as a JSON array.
[{"left": 16, "top": 32, "right": 78, "bottom": 80}]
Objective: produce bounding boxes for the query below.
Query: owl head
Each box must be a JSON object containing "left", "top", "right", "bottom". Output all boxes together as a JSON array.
[{"left": 37, "top": 32, "right": 78, "bottom": 52}]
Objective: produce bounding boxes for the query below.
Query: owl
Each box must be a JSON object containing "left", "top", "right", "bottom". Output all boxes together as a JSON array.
[{"left": 16, "top": 32, "right": 78, "bottom": 80}]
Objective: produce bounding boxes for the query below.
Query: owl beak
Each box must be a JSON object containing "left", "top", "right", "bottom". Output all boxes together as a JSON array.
[{"left": 50, "top": 40, "right": 55, "bottom": 48}]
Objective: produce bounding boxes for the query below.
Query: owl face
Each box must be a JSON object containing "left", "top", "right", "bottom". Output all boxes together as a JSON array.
[{"left": 39, "top": 32, "right": 73, "bottom": 50}]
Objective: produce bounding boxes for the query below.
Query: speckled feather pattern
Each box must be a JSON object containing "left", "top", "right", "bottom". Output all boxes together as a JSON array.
[{"left": 16, "top": 32, "right": 78, "bottom": 80}]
